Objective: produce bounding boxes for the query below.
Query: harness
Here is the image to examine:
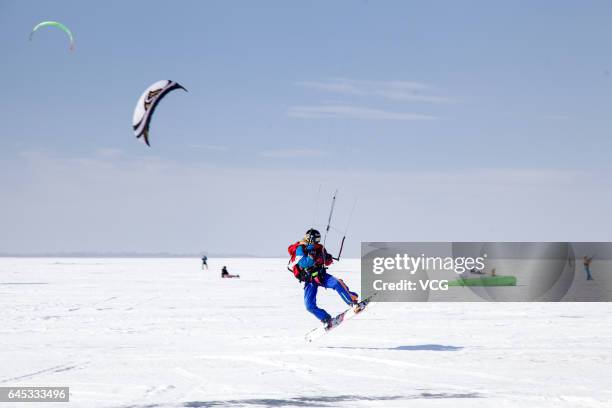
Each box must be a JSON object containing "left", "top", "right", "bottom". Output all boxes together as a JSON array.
[{"left": 287, "top": 241, "right": 330, "bottom": 284}]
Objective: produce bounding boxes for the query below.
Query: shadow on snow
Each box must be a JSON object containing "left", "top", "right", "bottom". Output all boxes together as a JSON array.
[
  {"left": 124, "top": 392, "right": 482, "bottom": 408},
  {"left": 325, "top": 344, "right": 464, "bottom": 351}
]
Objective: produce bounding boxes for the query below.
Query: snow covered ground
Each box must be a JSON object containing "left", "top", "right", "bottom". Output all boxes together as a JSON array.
[{"left": 1, "top": 257, "right": 611, "bottom": 408}]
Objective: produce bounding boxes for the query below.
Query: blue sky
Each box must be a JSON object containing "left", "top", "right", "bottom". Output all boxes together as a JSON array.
[{"left": 1, "top": 1, "right": 612, "bottom": 256}]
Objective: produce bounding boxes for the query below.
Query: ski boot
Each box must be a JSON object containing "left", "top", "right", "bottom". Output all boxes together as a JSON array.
[{"left": 351, "top": 301, "right": 363, "bottom": 313}]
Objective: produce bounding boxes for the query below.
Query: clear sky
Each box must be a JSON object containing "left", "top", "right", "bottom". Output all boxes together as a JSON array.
[{"left": 1, "top": 0, "right": 611, "bottom": 256}]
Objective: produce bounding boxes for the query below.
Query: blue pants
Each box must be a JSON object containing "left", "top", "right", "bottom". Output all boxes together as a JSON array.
[
  {"left": 304, "top": 274, "right": 358, "bottom": 321},
  {"left": 584, "top": 266, "right": 593, "bottom": 280}
]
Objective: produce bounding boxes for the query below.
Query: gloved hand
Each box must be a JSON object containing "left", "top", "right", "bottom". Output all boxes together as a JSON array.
[
  {"left": 324, "top": 253, "right": 333, "bottom": 266},
  {"left": 298, "top": 268, "right": 310, "bottom": 282},
  {"left": 306, "top": 265, "right": 326, "bottom": 283}
]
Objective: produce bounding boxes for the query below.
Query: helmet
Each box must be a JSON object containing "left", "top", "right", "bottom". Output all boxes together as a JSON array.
[{"left": 304, "top": 228, "right": 321, "bottom": 244}]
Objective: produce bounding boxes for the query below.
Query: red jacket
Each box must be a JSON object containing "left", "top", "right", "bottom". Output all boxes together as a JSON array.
[{"left": 287, "top": 241, "right": 333, "bottom": 281}]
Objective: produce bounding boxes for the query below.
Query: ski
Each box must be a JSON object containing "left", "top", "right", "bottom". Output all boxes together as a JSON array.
[{"left": 305, "top": 293, "right": 376, "bottom": 342}]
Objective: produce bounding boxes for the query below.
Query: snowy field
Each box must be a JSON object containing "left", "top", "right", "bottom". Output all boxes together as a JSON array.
[{"left": 1, "top": 257, "right": 611, "bottom": 408}]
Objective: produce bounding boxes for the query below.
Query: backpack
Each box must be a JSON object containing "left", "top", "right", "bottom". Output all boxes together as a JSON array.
[{"left": 287, "top": 241, "right": 304, "bottom": 280}]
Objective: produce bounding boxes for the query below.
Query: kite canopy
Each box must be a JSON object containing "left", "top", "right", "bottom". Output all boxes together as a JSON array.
[
  {"left": 132, "top": 80, "right": 187, "bottom": 147},
  {"left": 30, "top": 21, "right": 75, "bottom": 51}
]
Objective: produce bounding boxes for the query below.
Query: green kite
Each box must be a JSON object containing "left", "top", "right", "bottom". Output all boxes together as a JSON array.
[{"left": 30, "top": 21, "right": 75, "bottom": 51}]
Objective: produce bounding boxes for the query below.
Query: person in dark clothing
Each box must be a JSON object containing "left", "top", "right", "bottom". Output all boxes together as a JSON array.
[
  {"left": 221, "top": 266, "right": 240, "bottom": 279},
  {"left": 583, "top": 255, "right": 594, "bottom": 281},
  {"left": 201, "top": 255, "right": 208, "bottom": 270}
]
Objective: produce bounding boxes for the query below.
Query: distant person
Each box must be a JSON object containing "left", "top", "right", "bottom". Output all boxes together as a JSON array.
[
  {"left": 583, "top": 255, "right": 594, "bottom": 281},
  {"left": 221, "top": 266, "right": 240, "bottom": 279},
  {"left": 201, "top": 255, "right": 208, "bottom": 270}
]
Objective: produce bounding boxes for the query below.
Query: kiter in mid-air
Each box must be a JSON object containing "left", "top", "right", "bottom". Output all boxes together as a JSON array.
[{"left": 288, "top": 228, "right": 361, "bottom": 328}]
